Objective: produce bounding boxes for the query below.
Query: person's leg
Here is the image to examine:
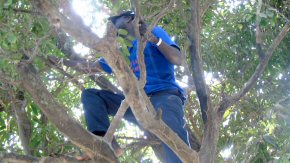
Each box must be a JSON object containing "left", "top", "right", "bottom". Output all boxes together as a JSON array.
[
  {"left": 150, "top": 93, "right": 189, "bottom": 163},
  {"left": 81, "top": 88, "right": 138, "bottom": 158},
  {"left": 82, "top": 88, "right": 121, "bottom": 134},
  {"left": 81, "top": 88, "right": 138, "bottom": 134}
]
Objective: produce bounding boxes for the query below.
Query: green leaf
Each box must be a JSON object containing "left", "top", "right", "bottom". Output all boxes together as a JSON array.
[
  {"left": 120, "top": 46, "right": 129, "bottom": 57},
  {"left": 124, "top": 39, "right": 132, "bottom": 47},
  {"left": 237, "top": 24, "right": 243, "bottom": 30},
  {"left": 0, "top": 0, "right": 4, "bottom": 11},
  {"left": 31, "top": 103, "right": 39, "bottom": 115},
  {"left": 31, "top": 21, "right": 44, "bottom": 35},
  {"left": 0, "top": 58, "right": 8, "bottom": 68},
  {"left": 118, "top": 29, "right": 128, "bottom": 36},
  {"left": 0, "top": 117, "right": 5, "bottom": 131},
  {"left": 6, "top": 33, "right": 17, "bottom": 44},
  {"left": 127, "top": 36, "right": 135, "bottom": 41},
  {"left": 116, "top": 37, "right": 124, "bottom": 44},
  {"left": 223, "top": 109, "right": 232, "bottom": 119},
  {"left": 124, "top": 56, "right": 130, "bottom": 65}
]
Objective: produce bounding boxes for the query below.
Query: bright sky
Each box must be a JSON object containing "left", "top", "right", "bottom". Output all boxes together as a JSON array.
[{"left": 72, "top": 0, "right": 109, "bottom": 56}]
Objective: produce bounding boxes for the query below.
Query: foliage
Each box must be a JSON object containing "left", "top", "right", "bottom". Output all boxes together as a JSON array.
[{"left": 0, "top": 0, "right": 289, "bottom": 162}]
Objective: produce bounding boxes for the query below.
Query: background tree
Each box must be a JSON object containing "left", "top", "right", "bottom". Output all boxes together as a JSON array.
[{"left": 0, "top": 0, "right": 289, "bottom": 162}]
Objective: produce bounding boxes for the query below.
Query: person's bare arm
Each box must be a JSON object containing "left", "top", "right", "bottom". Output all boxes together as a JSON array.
[
  {"left": 139, "top": 20, "right": 182, "bottom": 66},
  {"left": 149, "top": 36, "right": 182, "bottom": 66}
]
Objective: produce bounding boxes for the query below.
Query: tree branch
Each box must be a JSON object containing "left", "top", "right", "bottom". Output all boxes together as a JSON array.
[
  {"left": 45, "top": 59, "right": 85, "bottom": 91},
  {"left": 256, "top": 0, "right": 265, "bottom": 60},
  {"left": 104, "top": 100, "right": 129, "bottom": 143},
  {"left": 51, "top": 28, "right": 121, "bottom": 94},
  {"left": 0, "top": 152, "right": 100, "bottom": 163},
  {"left": 12, "top": 92, "right": 32, "bottom": 155},
  {"left": 17, "top": 63, "right": 118, "bottom": 162},
  {"left": 3, "top": 7, "right": 39, "bottom": 15},
  {"left": 145, "top": 0, "right": 176, "bottom": 36},
  {"left": 0, "top": 152, "right": 39, "bottom": 163},
  {"left": 218, "top": 21, "right": 290, "bottom": 113},
  {"left": 200, "top": 0, "right": 216, "bottom": 18},
  {"left": 131, "top": 0, "right": 147, "bottom": 87},
  {"left": 188, "top": 0, "right": 210, "bottom": 124},
  {"left": 188, "top": 1, "right": 220, "bottom": 162}
]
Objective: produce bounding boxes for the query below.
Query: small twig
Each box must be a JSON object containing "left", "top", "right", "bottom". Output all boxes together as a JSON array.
[
  {"left": 145, "top": 0, "right": 176, "bottom": 37},
  {"left": 44, "top": 58, "right": 85, "bottom": 90},
  {"left": 104, "top": 100, "right": 129, "bottom": 143},
  {"left": 256, "top": 0, "right": 265, "bottom": 60},
  {"left": 218, "top": 20, "right": 290, "bottom": 113},
  {"left": 264, "top": 3, "right": 289, "bottom": 21},
  {"left": 3, "top": 8, "right": 40, "bottom": 15},
  {"left": 200, "top": 0, "right": 216, "bottom": 18},
  {"left": 145, "top": 10, "right": 159, "bottom": 20},
  {"left": 25, "top": 36, "right": 49, "bottom": 64}
]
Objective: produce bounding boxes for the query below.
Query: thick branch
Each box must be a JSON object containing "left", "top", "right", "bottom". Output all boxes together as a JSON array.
[
  {"left": 218, "top": 21, "right": 290, "bottom": 113},
  {"left": 188, "top": 1, "right": 219, "bottom": 163},
  {"left": 0, "top": 152, "right": 39, "bottom": 163},
  {"left": 131, "top": 0, "right": 147, "bottom": 87},
  {"left": 256, "top": 0, "right": 265, "bottom": 60},
  {"left": 188, "top": 0, "right": 210, "bottom": 124},
  {"left": 0, "top": 152, "right": 98, "bottom": 163},
  {"left": 51, "top": 28, "right": 121, "bottom": 93},
  {"left": 13, "top": 93, "right": 32, "bottom": 155},
  {"left": 17, "top": 63, "right": 118, "bottom": 162}
]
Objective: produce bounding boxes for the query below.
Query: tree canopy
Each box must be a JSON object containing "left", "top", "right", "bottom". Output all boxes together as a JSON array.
[{"left": 0, "top": 0, "right": 289, "bottom": 162}]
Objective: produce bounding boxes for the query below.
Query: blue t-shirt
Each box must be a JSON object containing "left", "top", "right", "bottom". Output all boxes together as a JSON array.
[{"left": 98, "top": 27, "right": 184, "bottom": 96}]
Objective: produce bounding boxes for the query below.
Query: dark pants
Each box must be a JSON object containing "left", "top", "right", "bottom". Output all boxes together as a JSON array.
[{"left": 81, "top": 88, "right": 190, "bottom": 163}]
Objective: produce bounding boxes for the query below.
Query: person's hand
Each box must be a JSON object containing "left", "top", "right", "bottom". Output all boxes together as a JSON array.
[
  {"left": 139, "top": 20, "right": 159, "bottom": 44},
  {"left": 138, "top": 19, "right": 147, "bottom": 36}
]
